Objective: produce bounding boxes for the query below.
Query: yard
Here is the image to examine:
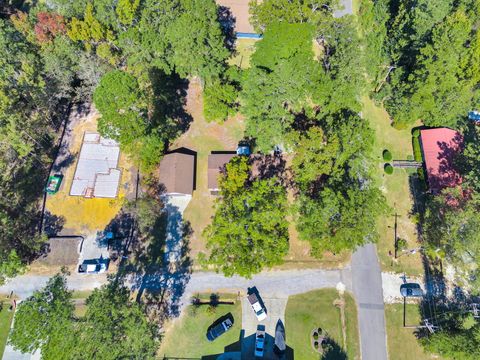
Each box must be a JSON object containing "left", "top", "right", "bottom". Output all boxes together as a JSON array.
[
  {"left": 0, "top": 302, "right": 14, "bottom": 358},
  {"left": 45, "top": 109, "right": 136, "bottom": 236},
  {"left": 285, "top": 289, "right": 360, "bottom": 360},
  {"left": 363, "top": 96, "right": 425, "bottom": 276},
  {"left": 385, "top": 304, "right": 444, "bottom": 360},
  {"left": 228, "top": 38, "right": 258, "bottom": 69},
  {"left": 159, "top": 294, "right": 242, "bottom": 358}
]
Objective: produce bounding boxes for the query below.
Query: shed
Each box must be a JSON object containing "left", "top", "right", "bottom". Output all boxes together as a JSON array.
[
  {"left": 159, "top": 152, "right": 195, "bottom": 196},
  {"left": 208, "top": 153, "right": 236, "bottom": 193},
  {"left": 420, "top": 128, "right": 463, "bottom": 194}
]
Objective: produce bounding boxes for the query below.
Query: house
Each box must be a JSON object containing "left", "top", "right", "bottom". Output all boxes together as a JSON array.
[
  {"left": 420, "top": 128, "right": 463, "bottom": 194},
  {"left": 208, "top": 152, "right": 236, "bottom": 194},
  {"left": 158, "top": 151, "right": 196, "bottom": 197},
  {"left": 70, "top": 132, "right": 121, "bottom": 198}
]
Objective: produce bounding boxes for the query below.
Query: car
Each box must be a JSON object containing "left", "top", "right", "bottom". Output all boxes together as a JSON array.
[
  {"left": 78, "top": 258, "right": 108, "bottom": 274},
  {"left": 248, "top": 293, "right": 267, "bottom": 321},
  {"left": 400, "top": 283, "right": 423, "bottom": 297},
  {"left": 254, "top": 324, "right": 266, "bottom": 357},
  {"left": 206, "top": 318, "right": 233, "bottom": 342}
]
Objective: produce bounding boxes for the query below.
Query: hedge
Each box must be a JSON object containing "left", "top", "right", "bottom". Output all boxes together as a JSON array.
[
  {"left": 384, "top": 163, "right": 394, "bottom": 175},
  {"left": 412, "top": 136, "right": 423, "bottom": 162},
  {"left": 412, "top": 128, "right": 420, "bottom": 138},
  {"left": 382, "top": 149, "right": 392, "bottom": 161}
]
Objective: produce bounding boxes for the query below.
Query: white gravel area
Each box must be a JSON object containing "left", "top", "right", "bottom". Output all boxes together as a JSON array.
[{"left": 382, "top": 272, "right": 425, "bottom": 303}]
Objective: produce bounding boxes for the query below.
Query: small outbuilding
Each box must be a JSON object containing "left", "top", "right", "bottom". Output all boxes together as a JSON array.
[
  {"left": 420, "top": 128, "right": 463, "bottom": 194},
  {"left": 208, "top": 153, "right": 236, "bottom": 194},
  {"left": 159, "top": 151, "right": 195, "bottom": 196}
]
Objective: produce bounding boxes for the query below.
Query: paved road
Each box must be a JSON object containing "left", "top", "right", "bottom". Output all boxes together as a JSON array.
[{"left": 352, "top": 244, "right": 388, "bottom": 360}]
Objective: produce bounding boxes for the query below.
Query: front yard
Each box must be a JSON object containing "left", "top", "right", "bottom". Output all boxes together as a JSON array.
[
  {"left": 385, "top": 304, "right": 444, "bottom": 360},
  {"left": 285, "top": 289, "right": 360, "bottom": 360},
  {"left": 363, "top": 97, "right": 425, "bottom": 277},
  {"left": 159, "top": 293, "right": 242, "bottom": 358},
  {"left": 0, "top": 302, "right": 14, "bottom": 358}
]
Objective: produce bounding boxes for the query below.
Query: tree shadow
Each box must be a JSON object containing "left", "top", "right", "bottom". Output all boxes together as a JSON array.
[
  {"left": 42, "top": 211, "right": 66, "bottom": 237},
  {"left": 249, "top": 153, "right": 289, "bottom": 186},
  {"left": 217, "top": 5, "right": 236, "bottom": 52},
  {"left": 118, "top": 200, "right": 192, "bottom": 325},
  {"left": 320, "top": 338, "right": 347, "bottom": 360},
  {"left": 149, "top": 69, "right": 193, "bottom": 143}
]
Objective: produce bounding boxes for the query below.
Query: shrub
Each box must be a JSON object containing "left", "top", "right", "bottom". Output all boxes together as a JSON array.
[
  {"left": 396, "top": 238, "right": 407, "bottom": 252},
  {"left": 417, "top": 167, "right": 425, "bottom": 180},
  {"left": 412, "top": 129, "right": 420, "bottom": 138},
  {"left": 384, "top": 163, "right": 393, "bottom": 174},
  {"left": 203, "top": 79, "right": 238, "bottom": 122},
  {"left": 412, "top": 136, "right": 423, "bottom": 162},
  {"left": 406, "top": 154, "right": 414, "bottom": 161},
  {"left": 382, "top": 149, "right": 392, "bottom": 161}
]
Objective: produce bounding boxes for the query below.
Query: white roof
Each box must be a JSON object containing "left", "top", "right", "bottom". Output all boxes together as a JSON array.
[{"left": 70, "top": 132, "right": 121, "bottom": 198}]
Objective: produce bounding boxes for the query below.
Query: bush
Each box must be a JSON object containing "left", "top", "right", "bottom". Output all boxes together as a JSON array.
[
  {"left": 417, "top": 167, "right": 425, "bottom": 180},
  {"left": 384, "top": 163, "right": 393, "bottom": 174},
  {"left": 406, "top": 154, "right": 414, "bottom": 161},
  {"left": 382, "top": 149, "right": 392, "bottom": 161},
  {"left": 412, "top": 136, "right": 423, "bottom": 162},
  {"left": 396, "top": 238, "right": 407, "bottom": 252},
  {"left": 412, "top": 128, "right": 420, "bottom": 137}
]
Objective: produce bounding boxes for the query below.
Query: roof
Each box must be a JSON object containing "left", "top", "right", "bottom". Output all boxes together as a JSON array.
[
  {"left": 159, "top": 152, "right": 195, "bottom": 195},
  {"left": 70, "top": 132, "right": 121, "bottom": 198},
  {"left": 216, "top": 0, "right": 256, "bottom": 34},
  {"left": 420, "top": 128, "right": 463, "bottom": 193},
  {"left": 208, "top": 153, "right": 236, "bottom": 191}
]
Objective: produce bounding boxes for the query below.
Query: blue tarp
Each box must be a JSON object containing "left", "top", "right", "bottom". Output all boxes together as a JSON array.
[
  {"left": 237, "top": 32, "right": 263, "bottom": 39},
  {"left": 468, "top": 111, "right": 480, "bottom": 122}
]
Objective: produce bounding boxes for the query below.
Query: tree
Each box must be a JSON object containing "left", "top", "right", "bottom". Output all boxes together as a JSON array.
[
  {"left": 9, "top": 272, "right": 75, "bottom": 357},
  {"left": 9, "top": 273, "right": 159, "bottom": 359},
  {"left": 423, "top": 189, "right": 480, "bottom": 292},
  {"left": 203, "top": 78, "right": 238, "bottom": 122},
  {"left": 76, "top": 279, "right": 158, "bottom": 359},
  {"left": 164, "top": 0, "right": 229, "bottom": 80},
  {"left": 203, "top": 156, "right": 289, "bottom": 277},
  {"left": 241, "top": 22, "right": 324, "bottom": 151},
  {"left": 249, "top": 0, "right": 338, "bottom": 32}
]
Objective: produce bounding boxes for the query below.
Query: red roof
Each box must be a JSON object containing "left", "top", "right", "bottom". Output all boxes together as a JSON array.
[{"left": 420, "top": 128, "right": 463, "bottom": 193}]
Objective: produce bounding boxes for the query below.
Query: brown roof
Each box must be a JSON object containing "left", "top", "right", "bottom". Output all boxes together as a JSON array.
[
  {"left": 159, "top": 152, "right": 195, "bottom": 195},
  {"left": 208, "top": 153, "right": 236, "bottom": 190},
  {"left": 216, "top": 0, "right": 256, "bottom": 33}
]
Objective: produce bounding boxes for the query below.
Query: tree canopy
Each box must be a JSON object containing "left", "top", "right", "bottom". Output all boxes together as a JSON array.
[{"left": 203, "top": 156, "right": 289, "bottom": 277}]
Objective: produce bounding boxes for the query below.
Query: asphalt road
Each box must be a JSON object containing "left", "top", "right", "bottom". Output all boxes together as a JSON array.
[{"left": 352, "top": 244, "right": 388, "bottom": 360}]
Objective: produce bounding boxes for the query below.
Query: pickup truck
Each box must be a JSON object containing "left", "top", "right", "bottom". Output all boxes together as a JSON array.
[
  {"left": 206, "top": 318, "right": 233, "bottom": 342},
  {"left": 78, "top": 258, "right": 108, "bottom": 274},
  {"left": 248, "top": 293, "right": 267, "bottom": 321},
  {"left": 255, "top": 324, "right": 266, "bottom": 357}
]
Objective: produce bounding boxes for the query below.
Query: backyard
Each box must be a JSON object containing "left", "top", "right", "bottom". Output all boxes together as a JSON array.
[
  {"left": 285, "top": 289, "right": 360, "bottom": 360},
  {"left": 159, "top": 293, "right": 242, "bottom": 358},
  {"left": 385, "top": 304, "right": 444, "bottom": 360}
]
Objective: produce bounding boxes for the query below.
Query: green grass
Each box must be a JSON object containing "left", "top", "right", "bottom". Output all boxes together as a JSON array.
[
  {"left": 228, "top": 38, "right": 258, "bottom": 69},
  {"left": 385, "top": 304, "right": 444, "bottom": 360},
  {"left": 0, "top": 303, "right": 14, "bottom": 358},
  {"left": 159, "top": 300, "right": 242, "bottom": 358},
  {"left": 285, "top": 289, "right": 360, "bottom": 360},
  {"left": 362, "top": 96, "right": 424, "bottom": 276}
]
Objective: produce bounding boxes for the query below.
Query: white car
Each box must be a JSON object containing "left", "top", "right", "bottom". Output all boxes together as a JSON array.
[{"left": 248, "top": 293, "right": 267, "bottom": 321}]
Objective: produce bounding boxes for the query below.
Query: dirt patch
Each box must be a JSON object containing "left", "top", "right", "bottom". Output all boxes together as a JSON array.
[{"left": 29, "top": 237, "right": 82, "bottom": 274}]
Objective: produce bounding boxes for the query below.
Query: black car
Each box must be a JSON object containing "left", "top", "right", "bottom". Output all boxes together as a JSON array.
[
  {"left": 206, "top": 318, "right": 233, "bottom": 342},
  {"left": 400, "top": 283, "right": 423, "bottom": 297}
]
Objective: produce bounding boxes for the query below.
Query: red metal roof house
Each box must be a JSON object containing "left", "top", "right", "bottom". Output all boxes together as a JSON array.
[{"left": 420, "top": 128, "right": 463, "bottom": 194}]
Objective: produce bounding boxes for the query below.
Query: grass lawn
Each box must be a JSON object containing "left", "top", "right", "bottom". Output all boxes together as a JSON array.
[
  {"left": 0, "top": 303, "right": 14, "bottom": 358},
  {"left": 285, "top": 289, "right": 360, "bottom": 360},
  {"left": 228, "top": 38, "right": 258, "bottom": 69},
  {"left": 159, "top": 297, "right": 242, "bottom": 358},
  {"left": 363, "top": 96, "right": 425, "bottom": 276},
  {"left": 385, "top": 304, "right": 443, "bottom": 360}
]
